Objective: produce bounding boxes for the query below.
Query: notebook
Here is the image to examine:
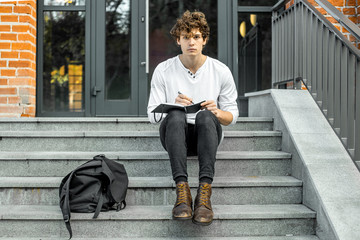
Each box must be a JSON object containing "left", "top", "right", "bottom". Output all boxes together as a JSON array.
[{"left": 151, "top": 100, "right": 205, "bottom": 114}]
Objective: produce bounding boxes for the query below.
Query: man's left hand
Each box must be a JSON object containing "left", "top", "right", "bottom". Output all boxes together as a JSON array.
[
  {"left": 201, "top": 100, "right": 218, "bottom": 116},
  {"left": 201, "top": 100, "right": 233, "bottom": 126}
]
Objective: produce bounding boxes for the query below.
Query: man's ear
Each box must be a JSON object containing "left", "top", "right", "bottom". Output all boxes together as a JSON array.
[
  {"left": 177, "top": 38, "right": 180, "bottom": 45},
  {"left": 203, "top": 37, "right": 208, "bottom": 46}
]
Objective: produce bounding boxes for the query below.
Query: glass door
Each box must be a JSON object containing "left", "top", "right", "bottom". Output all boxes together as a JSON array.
[
  {"left": 93, "top": 0, "right": 147, "bottom": 116},
  {"left": 37, "top": 0, "right": 147, "bottom": 117}
]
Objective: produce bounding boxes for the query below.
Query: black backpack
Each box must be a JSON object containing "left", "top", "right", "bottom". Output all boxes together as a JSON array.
[{"left": 59, "top": 154, "right": 128, "bottom": 239}]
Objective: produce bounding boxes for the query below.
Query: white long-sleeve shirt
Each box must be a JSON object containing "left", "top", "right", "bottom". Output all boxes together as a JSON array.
[{"left": 147, "top": 55, "right": 239, "bottom": 125}]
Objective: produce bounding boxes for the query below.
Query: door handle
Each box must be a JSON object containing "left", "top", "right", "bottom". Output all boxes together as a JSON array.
[{"left": 92, "top": 86, "right": 102, "bottom": 96}]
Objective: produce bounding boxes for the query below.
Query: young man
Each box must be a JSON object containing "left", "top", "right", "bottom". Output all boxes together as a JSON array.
[{"left": 147, "top": 10, "right": 239, "bottom": 226}]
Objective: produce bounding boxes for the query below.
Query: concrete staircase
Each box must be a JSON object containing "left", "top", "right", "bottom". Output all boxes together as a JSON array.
[{"left": 0, "top": 117, "right": 319, "bottom": 239}]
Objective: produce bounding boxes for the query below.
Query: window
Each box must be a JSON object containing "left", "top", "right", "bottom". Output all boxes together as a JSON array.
[{"left": 40, "top": 1, "right": 86, "bottom": 113}]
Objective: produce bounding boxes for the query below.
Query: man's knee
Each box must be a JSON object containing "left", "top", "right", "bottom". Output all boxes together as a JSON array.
[
  {"left": 166, "top": 110, "right": 187, "bottom": 127},
  {"left": 196, "top": 110, "right": 216, "bottom": 127}
]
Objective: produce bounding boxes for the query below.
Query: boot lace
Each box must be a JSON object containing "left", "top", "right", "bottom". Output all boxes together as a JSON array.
[
  {"left": 197, "top": 184, "right": 211, "bottom": 208},
  {"left": 176, "top": 183, "right": 189, "bottom": 206}
]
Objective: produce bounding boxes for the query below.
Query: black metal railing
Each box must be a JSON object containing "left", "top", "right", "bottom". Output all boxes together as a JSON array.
[{"left": 272, "top": 0, "right": 360, "bottom": 167}]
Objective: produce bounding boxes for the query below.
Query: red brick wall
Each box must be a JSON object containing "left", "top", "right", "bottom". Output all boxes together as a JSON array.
[
  {"left": 0, "top": 0, "right": 36, "bottom": 117},
  {"left": 286, "top": 0, "right": 359, "bottom": 47}
]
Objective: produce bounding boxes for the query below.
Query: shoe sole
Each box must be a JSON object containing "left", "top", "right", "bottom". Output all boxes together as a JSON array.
[
  {"left": 173, "top": 216, "right": 193, "bottom": 220},
  {"left": 192, "top": 219, "right": 213, "bottom": 226}
]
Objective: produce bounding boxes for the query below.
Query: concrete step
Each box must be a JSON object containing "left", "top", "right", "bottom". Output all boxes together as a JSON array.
[
  {"left": 0, "top": 176, "right": 302, "bottom": 206},
  {"left": 0, "top": 117, "right": 273, "bottom": 131},
  {"left": 0, "top": 204, "right": 316, "bottom": 238},
  {"left": 0, "top": 151, "right": 292, "bottom": 177},
  {"left": 0, "top": 131, "right": 282, "bottom": 152},
  {"left": 0, "top": 237, "right": 320, "bottom": 240}
]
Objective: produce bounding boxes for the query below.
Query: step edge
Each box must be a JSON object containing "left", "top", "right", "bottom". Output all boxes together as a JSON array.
[
  {"left": 0, "top": 151, "right": 292, "bottom": 160},
  {"left": 0, "top": 176, "right": 302, "bottom": 188},
  {"left": 0, "top": 131, "right": 282, "bottom": 137},
  {"left": 0, "top": 204, "right": 316, "bottom": 220},
  {"left": 0, "top": 237, "right": 319, "bottom": 240},
  {"left": 0, "top": 117, "right": 273, "bottom": 123}
]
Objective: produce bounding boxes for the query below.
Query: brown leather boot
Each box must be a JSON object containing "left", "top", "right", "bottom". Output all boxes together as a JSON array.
[
  {"left": 193, "top": 182, "right": 214, "bottom": 226},
  {"left": 172, "top": 181, "right": 192, "bottom": 220}
]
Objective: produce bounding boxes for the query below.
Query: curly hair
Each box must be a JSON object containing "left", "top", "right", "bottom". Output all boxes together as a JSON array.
[{"left": 170, "top": 10, "right": 210, "bottom": 42}]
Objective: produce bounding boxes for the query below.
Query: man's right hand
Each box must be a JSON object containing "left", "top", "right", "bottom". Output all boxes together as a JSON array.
[{"left": 175, "top": 93, "right": 193, "bottom": 106}]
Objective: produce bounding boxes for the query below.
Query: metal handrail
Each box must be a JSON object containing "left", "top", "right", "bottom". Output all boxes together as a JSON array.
[
  {"left": 271, "top": 0, "right": 285, "bottom": 12},
  {"left": 272, "top": 0, "right": 360, "bottom": 168},
  {"left": 302, "top": 0, "right": 360, "bottom": 58},
  {"left": 314, "top": 0, "right": 360, "bottom": 40}
]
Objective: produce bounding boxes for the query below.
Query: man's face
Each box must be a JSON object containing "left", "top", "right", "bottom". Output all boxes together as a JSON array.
[{"left": 177, "top": 29, "right": 207, "bottom": 57}]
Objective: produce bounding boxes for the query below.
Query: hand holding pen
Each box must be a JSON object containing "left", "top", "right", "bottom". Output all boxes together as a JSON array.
[{"left": 176, "top": 91, "right": 194, "bottom": 106}]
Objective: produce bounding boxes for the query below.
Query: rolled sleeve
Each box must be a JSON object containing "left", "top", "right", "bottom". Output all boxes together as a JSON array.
[{"left": 218, "top": 69, "right": 239, "bottom": 125}]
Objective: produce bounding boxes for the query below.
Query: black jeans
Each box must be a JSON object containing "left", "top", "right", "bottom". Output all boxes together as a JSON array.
[{"left": 159, "top": 109, "right": 222, "bottom": 182}]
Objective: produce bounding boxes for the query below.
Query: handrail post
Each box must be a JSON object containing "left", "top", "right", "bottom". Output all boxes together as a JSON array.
[
  {"left": 272, "top": 10, "right": 277, "bottom": 88},
  {"left": 294, "top": 0, "right": 298, "bottom": 88}
]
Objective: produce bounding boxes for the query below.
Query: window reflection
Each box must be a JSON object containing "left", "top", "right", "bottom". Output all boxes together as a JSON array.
[
  {"left": 44, "top": 0, "right": 85, "bottom": 6},
  {"left": 238, "top": 12, "right": 272, "bottom": 93},
  {"left": 43, "top": 11, "right": 85, "bottom": 112},
  {"left": 149, "top": 0, "right": 218, "bottom": 79},
  {"left": 105, "top": 0, "right": 131, "bottom": 100}
]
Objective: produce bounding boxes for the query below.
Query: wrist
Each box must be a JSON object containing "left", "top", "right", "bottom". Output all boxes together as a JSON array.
[{"left": 217, "top": 110, "right": 233, "bottom": 126}]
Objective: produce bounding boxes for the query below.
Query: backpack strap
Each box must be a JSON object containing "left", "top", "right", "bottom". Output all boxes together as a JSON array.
[
  {"left": 62, "top": 171, "right": 75, "bottom": 239},
  {"left": 61, "top": 160, "right": 100, "bottom": 240},
  {"left": 93, "top": 186, "right": 104, "bottom": 219},
  {"left": 93, "top": 155, "right": 114, "bottom": 218},
  {"left": 116, "top": 200, "right": 126, "bottom": 211}
]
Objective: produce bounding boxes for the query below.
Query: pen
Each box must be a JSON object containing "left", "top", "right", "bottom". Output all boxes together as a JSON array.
[{"left": 178, "top": 91, "right": 194, "bottom": 104}]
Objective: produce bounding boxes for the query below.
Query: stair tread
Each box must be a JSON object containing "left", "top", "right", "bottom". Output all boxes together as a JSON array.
[
  {"left": 0, "top": 204, "right": 316, "bottom": 220},
  {"left": 0, "top": 176, "right": 302, "bottom": 188},
  {"left": 0, "top": 130, "right": 281, "bottom": 137},
  {"left": 0, "top": 117, "right": 273, "bottom": 123},
  {"left": 0, "top": 151, "right": 291, "bottom": 160},
  {"left": 0, "top": 236, "right": 319, "bottom": 240}
]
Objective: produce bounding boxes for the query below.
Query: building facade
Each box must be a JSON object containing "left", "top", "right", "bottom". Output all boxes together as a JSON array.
[{"left": 0, "top": 0, "right": 358, "bottom": 118}]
